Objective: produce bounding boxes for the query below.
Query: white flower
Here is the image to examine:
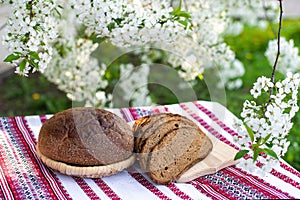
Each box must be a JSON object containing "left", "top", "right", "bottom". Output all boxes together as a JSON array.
[
  {"left": 265, "top": 38, "right": 300, "bottom": 74},
  {"left": 265, "top": 104, "right": 283, "bottom": 121},
  {"left": 250, "top": 76, "right": 273, "bottom": 98},
  {"left": 247, "top": 117, "right": 267, "bottom": 133},
  {"left": 3, "top": 0, "right": 59, "bottom": 75},
  {"left": 118, "top": 63, "right": 152, "bottom": 107},
  {"left": 238, "top": 72, "right": 300, "bottom": 176},
  {"left": 237, "top": 159, "right": 255, "bottom": 173}
]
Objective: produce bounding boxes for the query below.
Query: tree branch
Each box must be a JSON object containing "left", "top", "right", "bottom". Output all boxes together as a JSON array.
[
  {"left": 269, "top": 0, "right": 283, "bottom": 99},
  {"left": 271, "top": 0, "right": 283, "bottom": 84},
  {"left": 0, "top": 22, "right": 7, "bottom": 31}
]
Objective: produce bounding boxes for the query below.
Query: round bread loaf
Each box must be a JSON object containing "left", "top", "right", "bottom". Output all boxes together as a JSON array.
[
  {"left": 38, "top": 107, "right": 134, "bottom": 167},
  {"left": 134, "top": 113, "right": 213, "bottom": 184}
]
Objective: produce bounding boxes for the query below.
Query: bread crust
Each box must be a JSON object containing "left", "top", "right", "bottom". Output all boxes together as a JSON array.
[{"left": 38, "top": 107, "right": 134, "bottom": 166}]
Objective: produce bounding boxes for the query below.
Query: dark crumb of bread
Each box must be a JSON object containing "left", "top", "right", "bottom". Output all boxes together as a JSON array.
[{"left": 133, "top": 113, "right": 213, "bottom": 184}]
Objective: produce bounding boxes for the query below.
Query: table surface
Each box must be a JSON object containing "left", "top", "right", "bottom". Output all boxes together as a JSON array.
[{"left": 1, "top": 101, "right": 300, "bottom": 200}]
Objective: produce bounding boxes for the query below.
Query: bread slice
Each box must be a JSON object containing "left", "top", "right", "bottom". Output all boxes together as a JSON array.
[
  {"left": 139, "top": 120, "right": 194, "bottom": 171},
  {"left": 148, "top": 127, "right": 212, "bottom": 184},
  {"left": 133, "top": 113, "right": 213, "bottom": 184},
  {"left": 134, "top": 114, "right": 170, "bottom": 153},
  {"left": 134, "top": 114, "right": 195, "bottom": 153}
]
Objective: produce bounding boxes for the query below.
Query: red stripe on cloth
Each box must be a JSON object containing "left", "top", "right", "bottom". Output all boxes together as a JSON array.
[
  {"left": 120, "top": 108, "right": 135, "bottom": 122},
  {"left": 280, "top": 162, "right": 300, "bottom": 179},
  {"left": 166, "top": 183, "right": 193, "bottom": 200},
  {"left": 93, "top": 179, "right": 121, "bottom": 200},
  {"left": 0, "top": 121, "right": 14, "bottom": 200},
  {"left": 189, "top": 180, "right": 225, "bottom": 200},
  {"left": 0, "top": 154, "right": 14, "bottom": 200},
  {"left": 271, "top": 169, "right": 300, "bottom": 190},
  {"left": 227, "top": 167, "right": 293, "bottom": 199},
  {"left": 223, "top": 168, "right": 279, "bottom": 198},
  {"left": 196, "top": 175, "right": 239, "bottom": 200},
  {"left": 16, "top": 117, "right": 70, "bottom": 199},
  {"left": 193, "top": 102, "right": 238, "bottom": 136},
  {"left": 127, "top": 108, "right": 140, "bottom": 121},
  {"left": 180, "top": 103, "right": 297, "bottom": 198},
  {"left": 1, "top": 118, "right": 44, "bottom": 199},
  {"left": 73, "top": 177, "right": 100, "bottom": 200},
  {"left": 40, "top": 115, "right": 48, "bottom": 124},
  {"left": 0, "top": 185, "right": 5, "bottom": 200},
  {"left": 129, "top": 172, "right": 172, "bottom": 200},
  {"left": 193, "top": 102, "right": 300, "bottom": 187}
]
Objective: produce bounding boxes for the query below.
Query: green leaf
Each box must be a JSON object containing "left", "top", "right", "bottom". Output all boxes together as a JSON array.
[
  {"left": 107, "top": 22, "right": 115, "bottom": 31},
  {"left": 234, "top": 149, "right": 249, "bottom": 160},
  {"left": 261, "top": 148, "right": 279, "bottom": 160},
  {"left": 244, "top": 123, "right": 255, "bottom": 142},
  {"left": 19, "top": 59, "right": 27, "bottom": 71},
  {"left": 28, "top": 59, "right": 38, "bottom": 69},
  {"left": 262, "top": 133, "right": 272, "bottom": 145},
  {"left": 29, "top": 51, "right": 40, "bottom": 61},
  {"left": 253, "top": 149, "right": 259, "bottom": 161},
  {"left": 265, "top": 142, "right": 273, "bottom": 148},
  {"left": 178, "top": 20, "right": 188, "bottom": 27},
  {"left": 4, "top": 53, "right": 21, "bottom": 62},
  {"left": 175, "top": 11, "right": 191, "bottom": 18}
]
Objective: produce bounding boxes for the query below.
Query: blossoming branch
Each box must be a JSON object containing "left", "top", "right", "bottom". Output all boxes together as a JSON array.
[{"left": 234, "top": 0, "right": 300, "bottom": 176}]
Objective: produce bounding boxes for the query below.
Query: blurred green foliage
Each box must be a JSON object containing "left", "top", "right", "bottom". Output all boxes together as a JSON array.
[{"left": 0, "top": 74, "right": 71, "bottom": 117}]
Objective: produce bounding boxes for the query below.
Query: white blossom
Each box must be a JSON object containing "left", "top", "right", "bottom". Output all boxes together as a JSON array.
[
  {"left": 44, "top": 31, "right": 109, "bottom": 107},
  {"left": 234, "top": 72, "right": 300, "bottom": 176},
  {"left": 2, "top": 0, "right": 59, "bottom": 76},
  {"left": 265, "top": 37, "right": 300, "bottom": 74},
  {"left": 117, "top": 63, "right": 152, "bottom": 107},
  {"left": 250, "top": 76, "right": 273, "bottom": 98},
  {"left": 237, "top": 159, "right": 255, "bottom": 173}
]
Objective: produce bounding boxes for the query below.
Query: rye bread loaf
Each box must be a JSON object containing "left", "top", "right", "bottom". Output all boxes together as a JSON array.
[
  {"left": 133, "top": 113, "right": 213, "bottom": 184},
  {"left": 38, "top": 107, "right": 134, "bottom": 166}
]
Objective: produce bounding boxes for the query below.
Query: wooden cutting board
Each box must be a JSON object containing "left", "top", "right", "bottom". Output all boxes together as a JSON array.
[
  {"left": 128, "top": 121, "right": 239, "bottom": 183},
  {"left": 177, "top": 139, "right": 239, "bottom": 182}
]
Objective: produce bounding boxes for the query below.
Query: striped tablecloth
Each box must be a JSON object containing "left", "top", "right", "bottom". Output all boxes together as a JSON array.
[{"left": 1, "top": 101, "right": 300, "bottom": 200}]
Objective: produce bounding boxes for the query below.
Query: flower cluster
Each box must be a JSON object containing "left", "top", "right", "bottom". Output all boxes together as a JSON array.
[
  {"left": 1, "top": 0, "right": 278, "bottom": 89},
  {"left": 265, "top": 37, "right": 300, "bottom": 74},
  {"left": 72, "top": 0, "right": 188, "bottom": 48},
  {"left": 2, "top": 0, "right": 60, "bottom": 76},
  {"left": 44, "top": 36, "right": 110, "bottom": 107},
  {"left": 117, "top": 63, "right": 152, "bottom": 107},
  {"left": 233, "top": 72, "right": 300, "bottom": 176},
  {"left": 134, "top": 0, "right": 245, "bottom": 88}
]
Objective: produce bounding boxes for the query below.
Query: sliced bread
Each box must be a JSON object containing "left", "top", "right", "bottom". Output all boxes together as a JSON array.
[
  {"left": 148, "top": 127, "right": 212, "bottom": 184},
  {"left": 133, "top": 113, "right": 213, "bottom": 184}
]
